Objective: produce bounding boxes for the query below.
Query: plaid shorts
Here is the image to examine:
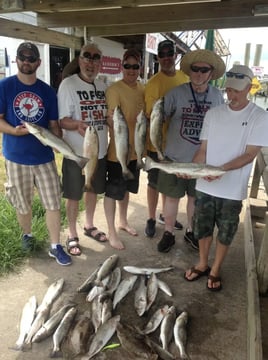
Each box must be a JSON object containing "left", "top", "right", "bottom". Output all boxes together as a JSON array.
[
  {"left": 193, "top": 190, "right": 243, "bottom": 246},
  {"left": 4, "top": 160, "right": 61, "bottom": 214}
]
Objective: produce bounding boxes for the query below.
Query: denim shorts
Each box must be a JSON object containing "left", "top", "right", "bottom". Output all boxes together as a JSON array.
[{"left": 193, "top": 190, "right": 243, "bottom": 246}]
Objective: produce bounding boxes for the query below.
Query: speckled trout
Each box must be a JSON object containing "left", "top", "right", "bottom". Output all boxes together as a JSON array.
[
  {"left": 150, "top": 98, "right": 165, "bottom": 161},
  {"left": 23, "top": 121, "right": 89, "bottom": 168},
  {"left": 83, "top": 125, "right": 99, "bottom": 191},
  {"left": 144, "top": 156, "right": 226, "bottom": 178}
]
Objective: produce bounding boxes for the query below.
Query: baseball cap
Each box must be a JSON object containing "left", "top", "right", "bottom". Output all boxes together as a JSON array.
[
  {"left": 225, "top": 65, "right": 253, "bottom": 91},
  {"left": 17, "top": 42, "right": 40, "bottom": 58},
  {"left": 157, "top": 40, "right": 175, "bottom": 54},
  {"left": 122, "top": 48, "right": 141, "bottom": 62}
]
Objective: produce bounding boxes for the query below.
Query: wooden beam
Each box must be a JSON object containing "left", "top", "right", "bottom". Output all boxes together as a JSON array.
[
  {"left": 0, "top": 18, "right": 83, "bottom": 49},
  {"left": 0, "top": 0, "right": 220, "bottom": 13},
  {"left": 36, "top": 1, "right": 255, "bottom": 28},
  {"left": 84, "top": 16, "right": 268, "bottom": 36}
]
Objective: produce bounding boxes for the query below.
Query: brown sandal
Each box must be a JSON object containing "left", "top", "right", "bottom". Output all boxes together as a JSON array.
[
  {"left": 66, "top": 237, "right": 81, "bottom": 256},
  {"left": 84, "top": 227, "right": 107, "bottom": 242},
  {"left": 207, "top": 274, "right": 222, "bottom": 291}
]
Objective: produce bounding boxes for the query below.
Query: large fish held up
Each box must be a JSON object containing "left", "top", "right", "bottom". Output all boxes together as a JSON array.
[
  {"left": 144, "top": 156, "right": 226, "bottom": 179},
  {"left": 134, "top": 110, "right": 147, "bottom": 169},
  {"left": 113, "top": 106, "right": 134, "bottom": 180},
  {"left": 23, "top": 121, "right": 89, "bottom": 169},
  {"left": 149, "top": 98, "right": 165, "bottom": 161},
  {"left": 83, "top": 126, "right": 99, "bottom": 192}
]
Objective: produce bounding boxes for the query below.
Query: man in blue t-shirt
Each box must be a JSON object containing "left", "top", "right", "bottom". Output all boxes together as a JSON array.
[{"left": 0, "top": 42, "right": 71, "bottom": 266}]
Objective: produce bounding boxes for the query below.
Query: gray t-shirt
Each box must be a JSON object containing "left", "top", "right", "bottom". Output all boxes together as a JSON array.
[{"left": 164, "top": 82, "right": 224, "bottom": 162}]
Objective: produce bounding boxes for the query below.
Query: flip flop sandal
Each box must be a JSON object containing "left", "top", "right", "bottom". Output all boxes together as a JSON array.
[
  {"left": 84, "top": 227, "right": 107, "bottom": 242},
  {"left": 207, "top": 274, "right": 222, "bottom": 291},
  {"left": 184, "top": 266, "right": 211, "bottom": 281},
  {"left": 66, "top": 237, "right": 82, "bottom": 256}
]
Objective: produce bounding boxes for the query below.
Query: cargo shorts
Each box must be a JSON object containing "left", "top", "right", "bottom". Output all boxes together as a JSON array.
[{"left": 193, "top": 190, "right": 243, "bottom": 246}]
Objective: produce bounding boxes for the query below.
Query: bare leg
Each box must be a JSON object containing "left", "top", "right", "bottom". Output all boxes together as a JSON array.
[
  {"left": 161, "top": 193, "right": 166, "bottom": 217},
  {"left": 66, "top": 199, "right": 79, "bottom": 238},
  {"left": 184, "top": 236, "right": 213, "bottom": 280},
  {"left": 147, "top": 185, "right": 158, "bottom": 220},
  {"left": 207, "top": 239, "right": 229, "bottom": 290},
  {"left": 46, "top": 209, "right": 61, "bottom": 245},
  {"left": 164, "top": 196, "right": 179, "bottom": 234},
  {"left": 118, "top": 192, "right": 137, "bottom": 236},
  {"left": 84, "top": 192, "right": 106, "bottom": 241},
  {"left": 104, "top": 196, "right": 124, "bottom": 250},
  {"left": 186, "top": 195, "right": 195, "bottom": 230},
  {"left": 16, "top": 210, "right": 32, "bottom": 234}
]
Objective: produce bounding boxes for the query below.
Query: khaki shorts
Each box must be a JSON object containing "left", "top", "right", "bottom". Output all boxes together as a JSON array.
[
  {"left": 193, "top": 190, "right": 243, "bottom": 246},
  {"left": 5, "top": 160, "right": 61, "bottom": 214},
  {"left": 157, "top": 170, "right": 196, "bottom": 198}
]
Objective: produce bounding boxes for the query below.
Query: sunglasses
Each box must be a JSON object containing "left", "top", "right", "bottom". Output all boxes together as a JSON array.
[
  {"left": 123, "top": 63, "right": 140, "bottom": 70},
  {"left": 17, "top": 55, "right": 38, "bottom": 63},
  {"left": 80, "top": 52, "right": 101, "bottom": 62},
  {"left": 190, "top": 65, "right": 213, "bottom": 73},
  {"left": 226, "top": 72, "right": 252, "bottom": 80},
  {"left": 158, "top": 50, "right": 174, "bottom": 59}
]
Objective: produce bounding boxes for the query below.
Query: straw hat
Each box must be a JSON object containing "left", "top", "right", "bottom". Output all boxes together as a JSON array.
[{"left": 180, "top": 49, "right": 226, "bottom": 80}]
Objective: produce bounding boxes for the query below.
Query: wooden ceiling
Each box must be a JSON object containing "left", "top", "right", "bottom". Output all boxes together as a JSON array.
[{"left": 0, "top": 0, "right": 268, "bottom": 49}]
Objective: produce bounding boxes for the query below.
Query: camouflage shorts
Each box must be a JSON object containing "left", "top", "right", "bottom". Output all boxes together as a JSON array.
[{"left": 193, "top": 190, "right": 242, "bottom": 246}]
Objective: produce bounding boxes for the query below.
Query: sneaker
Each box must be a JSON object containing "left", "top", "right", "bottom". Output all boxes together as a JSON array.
[
  {"left": 145, "top": 218, "right": 156, "bottom": 238},
  {"left": 22, "top": 234, "right": 35, "bottom": 251},
  {"left": 48, "top": 244, "right": 72, "bottom": 266},
  {"left": 158, "top": 213, "right": 165, "bottom": 225},
  {"left": 184, "top": 230, "right": 199, "bottom": 250},
  {"left": 158, "top": 214, "right": 183, "bottom": 230},
  {"left": 157, "top": 231, "right": 175, "bottom": 253}
]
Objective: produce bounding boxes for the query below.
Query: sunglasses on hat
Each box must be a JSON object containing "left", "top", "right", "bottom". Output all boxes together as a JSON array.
[
  {"left": 123, "top": 63, "right": 140, "bottom": 70},
  {"left": 158, "top": 50, "right": 174, "bottom": 59},
  {"left": 226, "top": 71, "right": 251, "bottom": 80},
  {"left": 17, "top": 54, "right": 38, "bottom": 63},
  {"left": 190, "top": 65, "right": 213, "bottom": 74}
]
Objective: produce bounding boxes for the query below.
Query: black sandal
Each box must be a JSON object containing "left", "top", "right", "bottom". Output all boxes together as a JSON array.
[{"left": 66, "top": 237, "right": 82, "bottom": 256}]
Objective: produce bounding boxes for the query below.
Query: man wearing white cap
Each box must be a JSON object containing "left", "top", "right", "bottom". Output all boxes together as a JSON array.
[{"left": 184, "top": 64, "right": 268, "bottom": 291}]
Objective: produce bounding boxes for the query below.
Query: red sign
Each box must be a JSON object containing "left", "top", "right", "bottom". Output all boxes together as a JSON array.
[{"left": 100, "top": 56, "right": 121, "bottom": 75}]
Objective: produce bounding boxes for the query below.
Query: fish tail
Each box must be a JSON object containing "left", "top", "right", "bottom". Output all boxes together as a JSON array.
[
  {"left": 144, "top": 156, "right": 153, "bottom": 172},
  {"left": 77, "top": 157, "right": 89, "bottom": 169},
  {"left": 157, "top": 150, "right": 165, "bottom": 161},
  {"left": 84, "top": 182, "right": 94, "bottom": 192},
  {"left": 122, "top": 169, "right": 135, "bottom": 180},
  {"left": 50, "top": 349, "right": 62, "bottom": 358},
  {"left": 137, "top": 158, "right": 145, "bottom": 170}
]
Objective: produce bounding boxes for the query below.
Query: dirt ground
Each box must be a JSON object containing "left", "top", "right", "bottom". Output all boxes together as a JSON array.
[{"left": 0, "top": 170, "right": 260, "bottom": 360}]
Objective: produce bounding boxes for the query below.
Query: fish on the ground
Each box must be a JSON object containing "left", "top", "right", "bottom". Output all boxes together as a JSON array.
[
  {"left": 23, "top": 121, "right": 88, "bottom": 168},
  {"left": 100, "top": 293, "right": 113, "bottom": 324},
  {"left": 134, "top": 275, "right": 147, "bottom": 317},
  {"left": 66, "top": 311, "right": 94, "bottom": 357},
  {"left": 86, "top": 279, "right": 109, "bottom": 303},
  {"left": 160, "top": 305, "right": 177, "bottom": 351},
  {"left": 91, "top": 296, "right": 103, "bottom": 333},
  {"left": 157, "top": 278, "right": 173, "bottom": 297},
  {"left": 113, "top": 106, "right": 134, "bottom": 180},
  {"left": 116, "top": 322, "right": 158, "bottom": 360},
  {"left": 77, "top": 266, "right": 101, "bottom": 293},
  {"left": 135, "top": 109, "right": 147, "bottom": 169},
  {"left": 145, "top": 338, "right": 175, "bottom": 360},
  {"left": 31, "top": 303, "right": 75, "bottom": 343},
  {"left": 95, "top": 254, "right": 119, "bottom": 285},
  {"left": 123, "top": 265, "right": 174, "bottom": 275},
  {"left": 149, "top": 98, "right": 165, "bottom": 161},
  {"left": 25, "top": 279, "right": 65, "bottom": 344},
  {"left": 142, "top": 305, "right": 169, "bottom": 335},
  {"left": 146, "top": 273, "right": 158, "bottom": 311},
  {"left": 144, "top": 156, "right": 226, "bottom": 178},
  {"left": 106, "top": 267, "right": 121, "bottom": 296},
  {"left": 173, "top": 311, "right": 189, "bottom": 360},
  {"left": 14, "top": 295, "right": 37, "bottom": 350},
  {"left": 113, "top": 275, "right": 138, "bottom": 310},
  {"left": 83, "top": 126, "right": 99, "bottom": 191},
  {"left": 83, "top": 315, "right": 120, "bottom": 359},
  {"left": 50, "top": 306, "right": 77, "bottom": 358}
]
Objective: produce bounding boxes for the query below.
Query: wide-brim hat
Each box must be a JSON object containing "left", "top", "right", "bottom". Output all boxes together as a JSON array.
[{"left": 180, "top": 49, "right": 226, "bottom": 80}]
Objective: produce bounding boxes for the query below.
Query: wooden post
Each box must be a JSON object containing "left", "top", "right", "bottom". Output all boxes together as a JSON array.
[
  {"left": 244, "top": 200, "right": 263, "bottom": 360},
  {"left": 257, "top": 211, "right": 268, "bottom": 294}
]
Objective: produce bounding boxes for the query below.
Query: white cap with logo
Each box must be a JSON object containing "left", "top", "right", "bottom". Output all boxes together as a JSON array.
[{"left": 225, "top": 65, "right": 254, "bottom": 91}]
